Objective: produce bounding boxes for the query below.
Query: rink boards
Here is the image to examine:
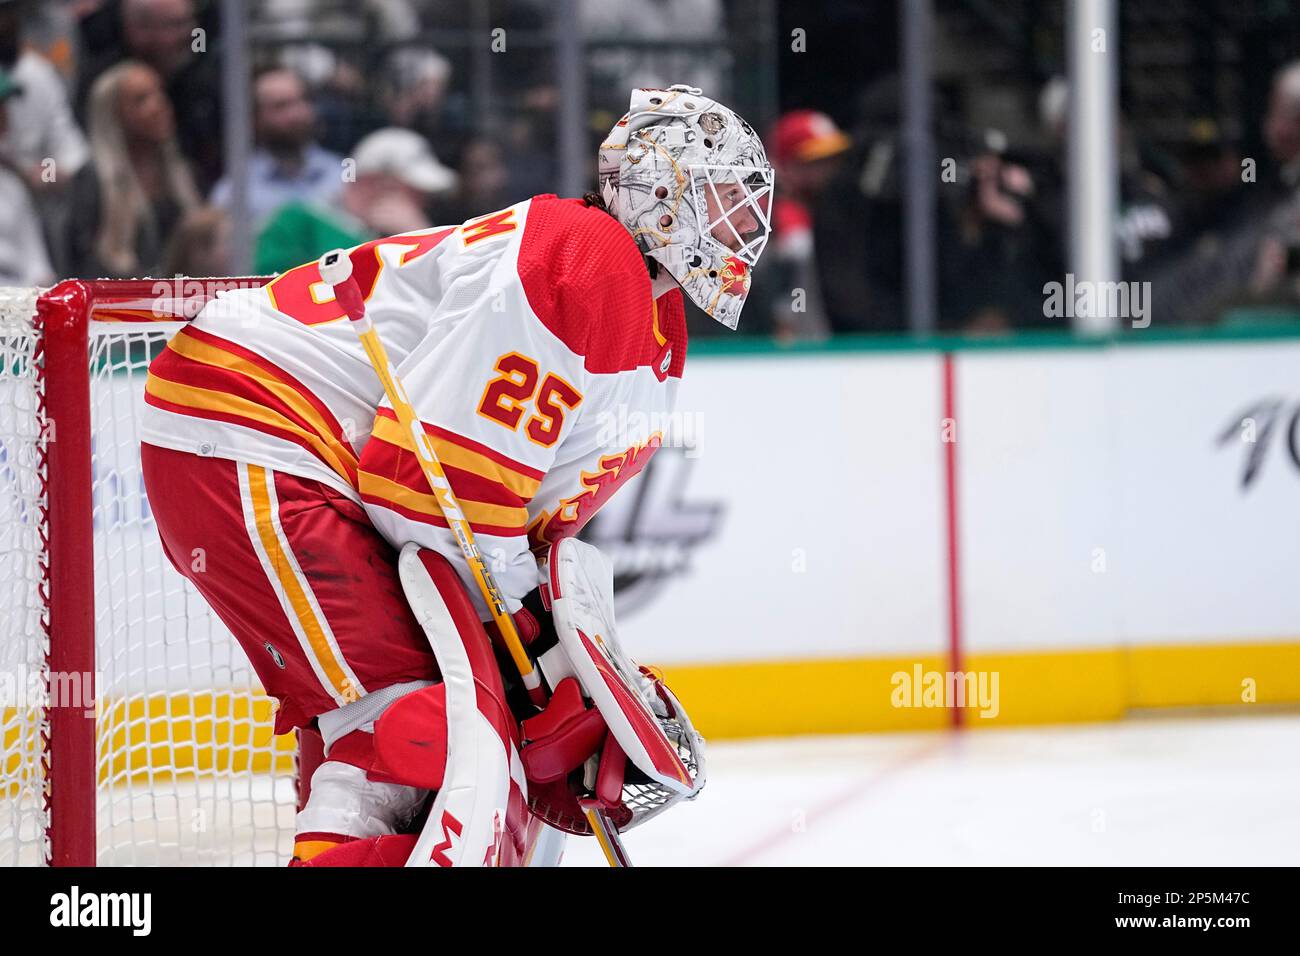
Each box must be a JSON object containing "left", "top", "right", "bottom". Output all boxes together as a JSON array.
[{"left": 626, "top": 330, "right": 1300, "bottom": 735}]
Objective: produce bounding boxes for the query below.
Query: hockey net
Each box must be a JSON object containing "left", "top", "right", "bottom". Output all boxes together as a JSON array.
[{"left": 0, "top": 279, "right": 306, "bottom": 866}]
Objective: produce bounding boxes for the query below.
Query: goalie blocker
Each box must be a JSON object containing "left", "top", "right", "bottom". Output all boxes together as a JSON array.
[{"left": 297, "top": 536, "right": 706, "bottom": 867}]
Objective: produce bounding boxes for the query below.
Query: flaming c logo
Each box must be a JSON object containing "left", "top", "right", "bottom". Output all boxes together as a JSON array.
[{"left": 718, "top": 256, "right": 750, "bottom": 297}]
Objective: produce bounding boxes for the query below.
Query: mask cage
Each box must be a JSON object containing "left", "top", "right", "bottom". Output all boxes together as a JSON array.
[{"left": 690, "top": 163, "right": 775, "bottom": 267}]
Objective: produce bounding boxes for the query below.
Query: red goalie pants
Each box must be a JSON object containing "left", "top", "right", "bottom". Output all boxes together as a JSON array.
[{"left": 140, "top": 444, "right": 440, "bottom": 737}]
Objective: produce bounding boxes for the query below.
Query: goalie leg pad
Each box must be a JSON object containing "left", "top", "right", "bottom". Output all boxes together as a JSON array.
[
  {"left": 371, "top": 684, "right": 448, "bottom": 790},
  {"left": 397, "top": 545, "right": 530, "bottom": 866}
]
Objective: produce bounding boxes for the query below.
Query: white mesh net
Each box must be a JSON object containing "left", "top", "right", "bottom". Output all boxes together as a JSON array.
[
  {"left": 0, "top": 288, "right": 47, "bottom": 865},
  {"left": 0, "top": 285, "right": 298, "bottom": 866}
]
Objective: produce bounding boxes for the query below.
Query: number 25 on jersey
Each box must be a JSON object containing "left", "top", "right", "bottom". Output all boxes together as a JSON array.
[{"left": 477, "top": 352, "right": 583, "bottom": 448}]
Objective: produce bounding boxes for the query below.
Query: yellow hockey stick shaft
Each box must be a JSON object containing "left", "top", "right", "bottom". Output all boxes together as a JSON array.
[{"left": 317, "top": 250, "right": 542, "bottom": 701}]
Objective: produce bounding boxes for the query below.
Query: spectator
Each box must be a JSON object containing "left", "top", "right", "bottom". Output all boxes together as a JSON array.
[
  {"left": 280, "top": 49, "right": 369, "bottom": 158},
  {"left": 381, "top": 48, "right": 452, "bottom": 132},
  {"left": 254, "top": 127, "right": 456, "bottom": 274},
  {"left": 580, "top": 0, "right": 726, "bottom": 113},
  {"left": 1262, "top": 61, "right": 1300, "bottom": 198},
  {"left": 78, "top": 0, "right": 224, "bottom": 190},
  {"left": 254, "top": 1, "right": 425, "bottom": 154},
  {"left": 0, "top": 0, "right": 89, "bottom": 274},
  {"left": 12, "top": 0, "right": 79, "bottom": 81},
  {"left": 0, "top": 0, "right": 89, "bottom": 191},
  {"left": 939, "top": 145, "right": 1059, "bottom": 332},
  {"left": 1234, "top": 62, "right": 1300, "bottom": 313},
  {"left": 502, "top": 88, "right": 560, "bottom": 201},
  {"left": 210, "top": 66, "right": 344, "bottom": 230},
  {"left": 812, "top": 76, "right": 906, "bottom": 333},
  {"left": 1033, "top": 77, "right": 1173, "bottom": 285},
  {"left": 1148, "top": 61, "right": 1300, "bottom": 326},
  {"left": 432, "top": 135, "right": 511, "bottom": 224},
  {"left": 767, "top": 110, "right": 851, "bottom": 341},
  {"left": 66, "top": 60, "right": 200, "bottom": 278},
  {"left": 378, "top": 47, "right": 468, "bottom": 165},
  {"left": 162, "top": 205, "right": 232, "bottom": 278},
  {"left": 0, "top": 66, "right": 54, "bottom": 285},
  {"left": 1171, "top": 120, "right": 1248, "bottom": 241}
]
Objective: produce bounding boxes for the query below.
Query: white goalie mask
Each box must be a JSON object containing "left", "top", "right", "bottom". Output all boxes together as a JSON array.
[{"left": 598, "top": 85, "right": 775, "bottom": 329}]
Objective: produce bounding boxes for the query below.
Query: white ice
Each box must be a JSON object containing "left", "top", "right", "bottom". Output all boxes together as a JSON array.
[{"left": 560, "top": 715, "right": 1300, "bottom": 866}]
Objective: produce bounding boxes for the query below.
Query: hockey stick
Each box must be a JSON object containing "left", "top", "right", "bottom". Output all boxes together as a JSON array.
[
  {"left": 317, "top": 249, "right": 632, "bottom": 866},
  {"left": 317, "top": 249, "right": 543, "bottom": 704},
  {"left": 581, "top": 798, "right": 633, "bottom": 867}
]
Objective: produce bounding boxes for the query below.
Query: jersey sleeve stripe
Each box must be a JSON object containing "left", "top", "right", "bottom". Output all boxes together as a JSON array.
[
  {"left": 357, "top": 470, "right": 527, "bottom": 532},
  {"left": 370, "top": 411, "right": 543, "bottom": 496},
  {"left": 359, "top": 436, "right": 533, "bottom": 512},
  {"left": 526, "top": 435, "right": 662, "bottom": 552},
  {"left": 145, "top": 373, "right": 359, "bottom": 487}
]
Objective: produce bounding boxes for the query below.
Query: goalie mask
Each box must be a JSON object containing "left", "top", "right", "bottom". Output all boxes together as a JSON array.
[{"left": 599, "top": 85, "right": 774, "bottom": 330}]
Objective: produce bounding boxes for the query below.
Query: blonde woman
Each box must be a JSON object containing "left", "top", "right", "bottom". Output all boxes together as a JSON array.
[{"left": 67, "top": 60, "right": 200, "bottom": 278}]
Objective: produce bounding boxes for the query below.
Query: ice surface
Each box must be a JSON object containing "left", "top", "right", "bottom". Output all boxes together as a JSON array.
[{"left": 561, "top": 715, "right": 1300, "bottom": 866}]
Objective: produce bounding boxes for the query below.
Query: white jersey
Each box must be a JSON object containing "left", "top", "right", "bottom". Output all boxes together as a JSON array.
[{"left": 142, "top": 195, "right": 687, "bottom": 613}]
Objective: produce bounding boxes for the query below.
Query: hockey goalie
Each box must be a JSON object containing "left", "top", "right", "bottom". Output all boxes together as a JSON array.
[{"left": 139, "top": 86, "right": 773, "bottom": 866}]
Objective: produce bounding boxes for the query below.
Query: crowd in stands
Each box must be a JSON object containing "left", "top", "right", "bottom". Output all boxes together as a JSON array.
[{"left": 4, "top": 0, "right": 1300, "bottom": 337}]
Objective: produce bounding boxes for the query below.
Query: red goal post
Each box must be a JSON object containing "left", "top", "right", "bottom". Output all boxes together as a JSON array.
[{"left": 1, "top": 278, "right": 320, "bottom": 866}]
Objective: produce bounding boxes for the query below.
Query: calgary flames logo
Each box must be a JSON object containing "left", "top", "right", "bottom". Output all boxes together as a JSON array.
[{"left": 718, "top": 256, "right": 751, "bottom": 297}]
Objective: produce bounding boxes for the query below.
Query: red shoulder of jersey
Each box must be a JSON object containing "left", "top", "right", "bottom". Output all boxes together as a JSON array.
[{"left": 515, "top": 195, "right": 685, "bottom": 377}]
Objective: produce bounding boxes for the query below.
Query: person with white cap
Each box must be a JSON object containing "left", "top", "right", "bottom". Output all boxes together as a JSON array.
[{"left": 254, "top": 126, "right": 457, "bottom": 274}]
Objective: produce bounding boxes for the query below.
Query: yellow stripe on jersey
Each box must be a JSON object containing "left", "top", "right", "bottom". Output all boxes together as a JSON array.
[
  {"left": 369, "top": 414, "right": 543, "bottom": 500},
  {"left": 146, "top": 373, "right": 358, "bottom": 487},
  {"left": 357, "top": 469, "right": 529, "bottom": 531},
  {"left": 164, "top": 332, "right": 357, "bottom": 461},
  {"left": 292, "top": 839, "right": 342, "bottom": 863},
  {"left": 651, "top": 296, "right": 667, "bottom": 348}
]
